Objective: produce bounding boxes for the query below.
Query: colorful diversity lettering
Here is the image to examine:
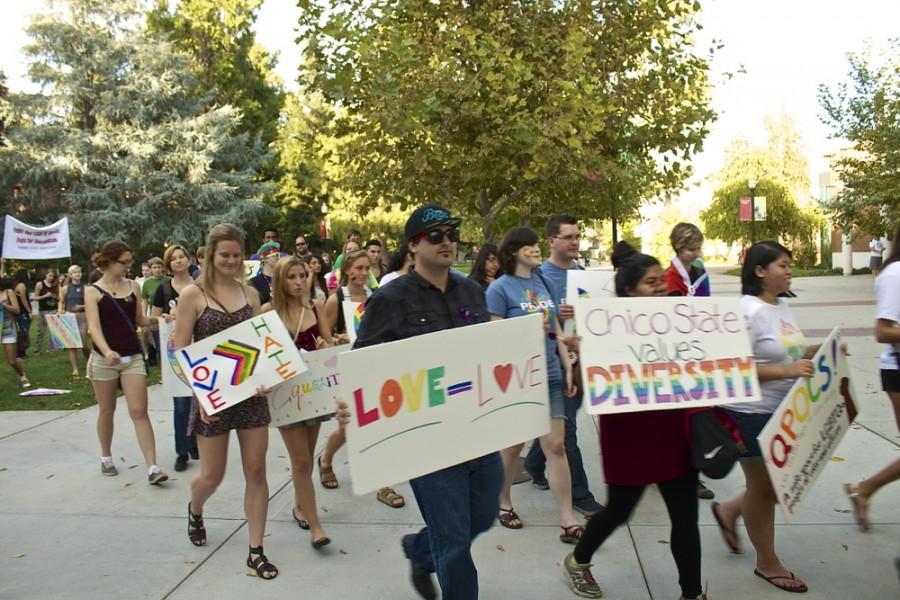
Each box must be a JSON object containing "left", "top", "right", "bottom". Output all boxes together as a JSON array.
[{"left": 586, "top": 357, "right": 755, "bottom": 406}]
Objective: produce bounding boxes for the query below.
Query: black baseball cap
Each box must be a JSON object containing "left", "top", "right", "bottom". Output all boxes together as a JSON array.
[{"left": 404, "top": 204, "right": 461, "bottom": 241}]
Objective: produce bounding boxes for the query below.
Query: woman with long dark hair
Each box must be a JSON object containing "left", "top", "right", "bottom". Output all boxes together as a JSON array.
[
  {"left": 303, "top": 254, "right": 328, "bottom": 303},
  {"left": 468, "top": 243, "right": 500, "bottom": 289},
  {"left": 486, "top": 227, "right": 580, "bottom": 542},
  {"left": 33, "top": 268, "right": 59, "bottom": 354},
  {"left": 844, "top": 224, "right": 900, "bottom": 530},
  {"left": 12, "top": 268, "right": 32, "bottom": 359},
  {"left": 1, "top": 277, "right": 29, "bottom": 387},
  {"left": 562, "top": 252, "right": 705, "bottom": 600}
]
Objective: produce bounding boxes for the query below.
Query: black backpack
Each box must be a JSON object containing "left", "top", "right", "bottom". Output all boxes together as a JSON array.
[{"left": 688, "top": 409, "right": 746, "bottom": 479}]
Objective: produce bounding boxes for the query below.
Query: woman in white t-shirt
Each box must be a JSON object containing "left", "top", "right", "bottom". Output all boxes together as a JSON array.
[
  {"left": 711, "top": 241, "right": 820, "bottom": 594},
  {"left": 844, "top": 225, "right": 900, "bottom": 531}
]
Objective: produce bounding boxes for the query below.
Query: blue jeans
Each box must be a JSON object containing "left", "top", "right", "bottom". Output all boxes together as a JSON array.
[
  {"left": 403, "top": 452, "right": 503, "bottom": 599},
  {"left": 525, "top": 391, "right": 595, "bottom": 503},
  {"left": 173, "top": 396, "right": 197, "bottom": 457}
]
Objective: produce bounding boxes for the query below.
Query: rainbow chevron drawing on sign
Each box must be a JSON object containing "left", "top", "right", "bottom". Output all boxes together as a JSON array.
[
  {"left": 213, "top": 340, "right": 260, "bottom": 385},
  {"left": 353, "top": 302, "right": 366, "bottom": 333},
  {"left": 577, "top": 287, "right": 590, "bottom": 299}
]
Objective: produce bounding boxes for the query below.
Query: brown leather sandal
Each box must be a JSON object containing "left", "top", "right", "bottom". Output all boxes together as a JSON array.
[
  {"left": 560, "top": 524, "right": 584, "bottom": 544},
  {"left": 376, "top": 486, "right": 406, "bottom": 508},
  {"left": 317, "top": 456, "right": 338, "bottom": 489}
]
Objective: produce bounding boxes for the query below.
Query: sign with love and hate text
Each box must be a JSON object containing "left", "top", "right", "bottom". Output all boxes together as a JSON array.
[
  {"left": 343, "top": 313, "right": 550, "bottom": 495},
  {"left": 758, "top": 328, "right": 858, "bottom": 519},
  {"left": 573, "top": 296, "right": 761, "bottom": 415},
  {"left": 175, "top": 311, "right": 307, "bottom": 415}
]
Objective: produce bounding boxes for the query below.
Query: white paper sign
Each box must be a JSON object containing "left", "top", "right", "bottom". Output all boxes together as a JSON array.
[
  {"left": 243, "top": 260, "right": 261, "bottom": 281},
  {"left": 2, "top": 216, "right": 71, "bottom": 259},
  {"left": 176, "top": 311, "right": 308, "bottom": 415},
  {"left": 159, "top": 319, "right": 193, "bottom": 397},
  {"left": 341, "top": 300, "right": 365, "bottom": 344},
  {"left": 565, "top": 270, "right": 616, "bottom": 336},
  {"left": 268, "top": 346, "right": 341, "bottom": 427},
  {"left": 573, "top": 296, "right": 761, "bottom": 415},
  {"left": 758, "top": 328, "right": 858, "bottom": 519},
  {"left": 343, "top": 313, "right": 551, "bottom": 495}
]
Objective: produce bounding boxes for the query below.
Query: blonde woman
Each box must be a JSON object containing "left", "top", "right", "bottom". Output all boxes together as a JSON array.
[
  {"left": 174, "top": 224, "right": 277, "bottom": 581},
  {"left": 85, "top": 241, "right": 167, "bottom": 483},
  {"left": 58, "top": 265, "right": 90, "bottom": 377},
  {"left": 319, "top": 250, "right": 406, "bottom": 509},
  {"left": 263, "top": 256, "right": 335, "bottom": 547}
]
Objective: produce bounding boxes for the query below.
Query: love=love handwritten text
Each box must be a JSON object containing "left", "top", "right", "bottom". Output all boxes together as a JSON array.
[{"left": 353, "top": 354, "right": 544, "bottom": 428}]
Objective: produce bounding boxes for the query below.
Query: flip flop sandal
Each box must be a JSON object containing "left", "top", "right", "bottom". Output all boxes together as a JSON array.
[
  {"left": 318, "top": 456, "right": 339, "bottom": 489},
  {"left": 754, "top": 569, "right": 808, "bottom": 593},
  {"left": 560, "top": 525, "right": 584, "bottom": 544},
  {"left": 377, "top": 487, "right": 406, "bottom": 508},
  {"left": 498, "top": 507, "right": 524, "bottom": 529},
  {"left": 292, "top": 508, "right": 310, "bottom": 530},
  {"left": 843, "top": 483, "right": 870, "bottom": 531},
  {"left": 711, "top": 502, "right": 742, "bottom": 554}
]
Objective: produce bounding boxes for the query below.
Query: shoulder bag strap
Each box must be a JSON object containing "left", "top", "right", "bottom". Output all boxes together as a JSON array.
[{"left": 92, "top": 284, "right": 146, "bottom": 360}]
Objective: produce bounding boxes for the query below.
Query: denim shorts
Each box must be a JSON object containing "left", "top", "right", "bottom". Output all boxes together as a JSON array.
[
  {"left": 724, "top": 409, "right": 772, "bottom": 461},
  {"left": 548, "top": 379, "right": 567, "bottom": 421}
]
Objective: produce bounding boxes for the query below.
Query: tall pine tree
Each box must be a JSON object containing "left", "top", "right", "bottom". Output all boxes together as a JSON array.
[{"left": 0, "top": 0, "right": 273, "bottom": 253}]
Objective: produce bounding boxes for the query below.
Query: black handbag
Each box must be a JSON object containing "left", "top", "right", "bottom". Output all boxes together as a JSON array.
[{"left": 688, "top": 409, "right": 746, "bottom": 479}]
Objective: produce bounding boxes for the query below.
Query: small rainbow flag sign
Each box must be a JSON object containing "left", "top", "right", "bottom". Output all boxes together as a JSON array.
[
  {"left": 46, "top": 313, "right": 82, "bottom": 349},
  {"left": 213, "top": 339, "right": 260, "bottom": 385},
  {"left": 353, "top": 302, "right": 366, "bottom": 333},
  {"left": 577, "top": 287, "right": 590, "bottom": 299},
  {"left": 342, "top": 300, "right": 366, "bottom": 345}
]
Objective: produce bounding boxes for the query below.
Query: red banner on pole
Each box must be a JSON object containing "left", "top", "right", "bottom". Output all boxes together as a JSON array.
[{"left": 739, "top": 196, "right": 752, "bottom": 222}]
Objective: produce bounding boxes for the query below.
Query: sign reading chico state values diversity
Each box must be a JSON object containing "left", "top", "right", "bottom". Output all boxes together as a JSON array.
[
  {"left": 176, "top": 311, "right": 307, "bottom": 415},
  {"left": 758, "top": 328, "right": 858, "bottom": 519},
  {"left": 573, "top": 296, "right": 761, "bottom": 415},
  {"left": 343, "top": 313, "right": 550, "bottom": 495},
  {"left": 268, "top": 346, "right": 341, "bottom": 427},
  {"left": 564, "top": 269, "right": 616, "bottom": 336}
]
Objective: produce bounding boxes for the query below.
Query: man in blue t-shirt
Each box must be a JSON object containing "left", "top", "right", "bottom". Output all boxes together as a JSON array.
[{"left": 526, "top": 214, "right": 603, "bottom": 517}]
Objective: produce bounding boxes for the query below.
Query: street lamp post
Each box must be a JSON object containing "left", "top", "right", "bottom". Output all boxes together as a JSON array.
[{"left": 748, "top": 177, "right": 757, "bottom": 244}]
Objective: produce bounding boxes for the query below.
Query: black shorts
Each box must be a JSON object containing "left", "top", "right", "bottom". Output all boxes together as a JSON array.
[{"left": 881, "top": 369, "right": 900, "bottom": 393}]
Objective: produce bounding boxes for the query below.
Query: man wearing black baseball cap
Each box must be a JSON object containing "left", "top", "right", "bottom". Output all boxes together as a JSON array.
[{"left": 354, "top": 204, "right": 503, "bottom": 599}]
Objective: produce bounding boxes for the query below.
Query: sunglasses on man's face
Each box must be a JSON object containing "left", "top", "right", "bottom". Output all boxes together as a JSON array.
[{"left": 421, "top": 228, "right": 460, "bottom": 244}]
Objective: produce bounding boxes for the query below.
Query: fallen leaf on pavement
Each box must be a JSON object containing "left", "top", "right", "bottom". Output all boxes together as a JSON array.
[
  {"left": 658, "top": 540, "right": 669, "bottom": 544},
  {"left": 833, "top": 507, "right": 851, "bottom": 513},
  {"left": 339, "top": 549, "right": 348, "bottom": 555},
  {"left": 0, "top": 467, "right": 7, "bottom": 472},
  {"left": 830, "top": 456, "right": 846, "bottom": 462},
  {"left": 9, "top": 554, "right": 25, "bottom": 559},
  {"left": 496, "top": 545, "right": 505, "bottom": 552},
  {"left": 123, "top": 483, "right": 132, "bottom": 488},
  {"left": 46, "top": 474, "right": 54, "bottom": 479},
  {"left": 842, "top": 544, "right": 848, "bottom": 551}
]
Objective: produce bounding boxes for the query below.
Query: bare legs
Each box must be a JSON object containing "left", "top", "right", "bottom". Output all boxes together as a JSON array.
[
  {"left": 4, "top": 342, "right": 25, "bottom": 378},
  {"left": 500, "top": 418, "right": 578, "bottom": 529},
  {"left": 279, "top": 424, "right": 327, "bottom": 541},
  {"left": 319, "top": 423, "right": 345, "bottom": 471},
  {"left": 846, "top": 391, "right": 900, "bottom": 530},
  {"left": 716, "top": 461, "right": 806, "bottom": 590}
]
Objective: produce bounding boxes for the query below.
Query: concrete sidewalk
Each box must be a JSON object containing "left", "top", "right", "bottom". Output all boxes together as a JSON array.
[{"left": 2, "top": 274, "right": 898, "bottom": 599}]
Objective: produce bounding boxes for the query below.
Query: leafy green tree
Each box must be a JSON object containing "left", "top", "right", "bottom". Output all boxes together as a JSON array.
[
  {"left": 297, "top": 0, "right": 716, "bottom": 242},
  {"left": 701, "top": 115, "right": 820, "bottom": 257},
  {"left": 818, "top": 40, "right": 900, "bottom": 234},
  {"left": 0, "top": 0, "right": 272, "bottom": 254},
  {"left": 147, "top": 0, "right": 284, "bottom": 147},
  {"left": 701, "top": 178, "right": 818, "bottom": 249}
]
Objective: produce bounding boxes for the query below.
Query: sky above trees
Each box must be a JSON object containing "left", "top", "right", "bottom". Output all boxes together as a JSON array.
[{"left": 1, "top": 0, "right": 897, "bottom": 193}]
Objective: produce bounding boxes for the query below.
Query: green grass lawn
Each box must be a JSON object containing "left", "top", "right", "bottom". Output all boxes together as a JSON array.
[{"left": 1, "top": 345, "right": 161, "bottom": 411}]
